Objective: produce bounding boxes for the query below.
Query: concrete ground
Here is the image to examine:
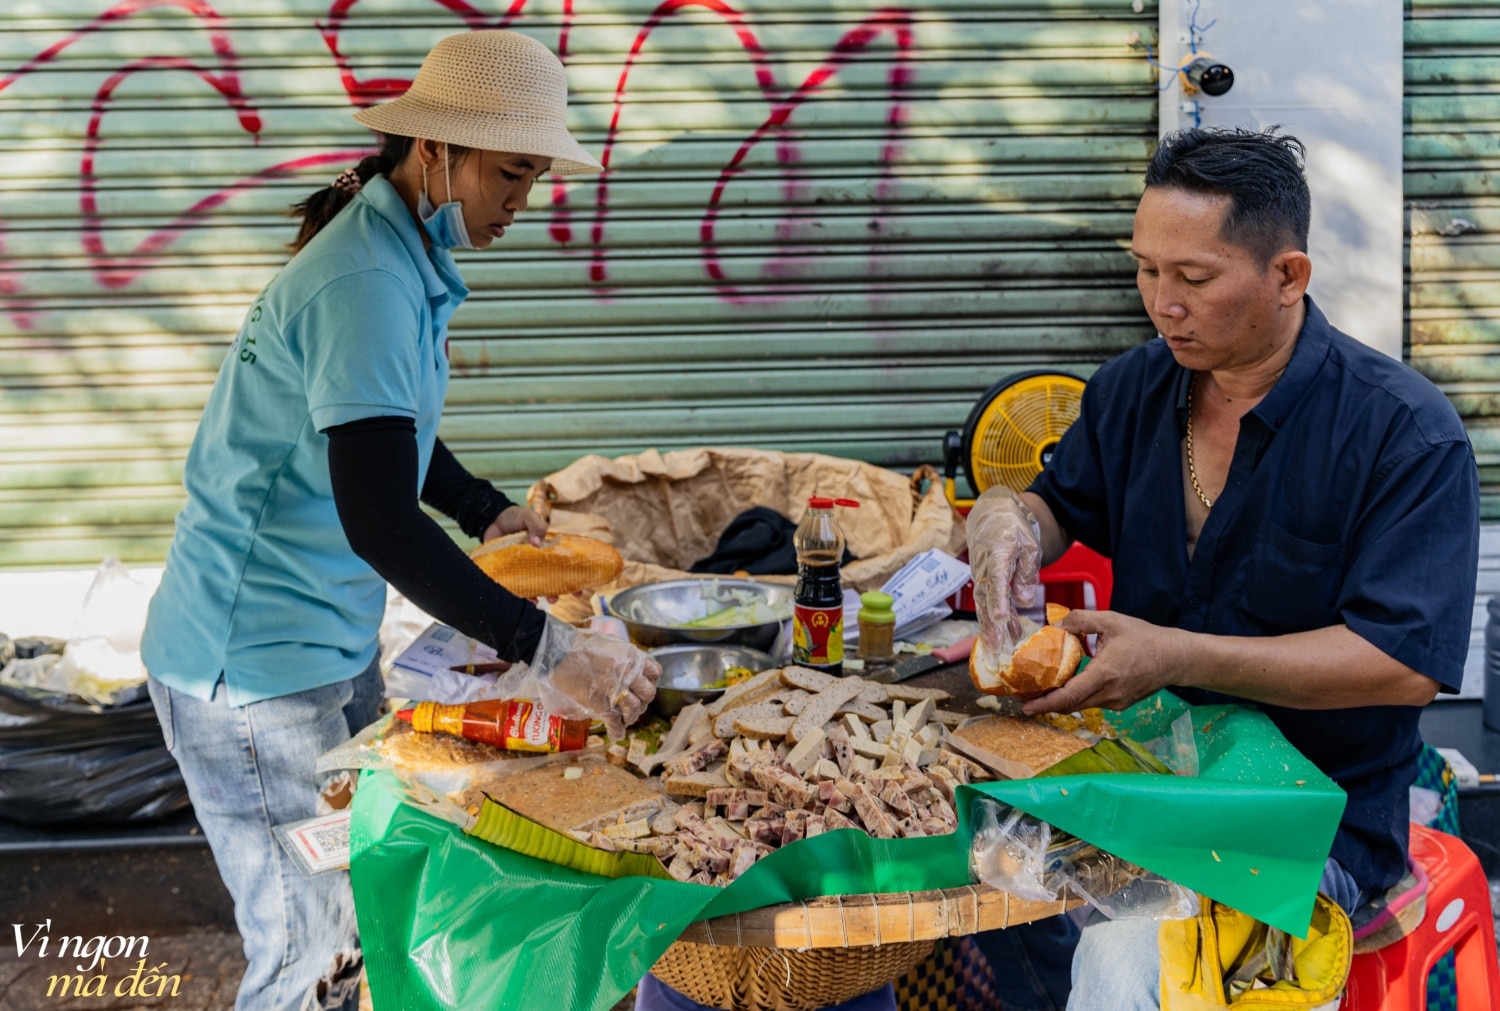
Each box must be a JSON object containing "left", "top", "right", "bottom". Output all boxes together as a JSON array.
[{"left": 0, "top": 938, "right": 633, "bottom": 1011}]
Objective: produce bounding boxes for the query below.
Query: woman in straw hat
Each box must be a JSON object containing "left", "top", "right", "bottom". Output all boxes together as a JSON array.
[{"left": 140, "top": 30, "right": 658, "bottom": 1010}]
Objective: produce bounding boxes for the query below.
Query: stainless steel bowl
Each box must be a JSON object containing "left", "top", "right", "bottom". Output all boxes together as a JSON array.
[
  {"left": 648, "top": 643, "right": 776, "bottom": 719},
  {"left": 609, "top": 578, "right": 793, "bottom": 653}
]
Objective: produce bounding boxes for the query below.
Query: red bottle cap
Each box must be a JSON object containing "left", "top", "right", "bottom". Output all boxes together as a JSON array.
[
  {"left": 834, "top": 499, "right": 860, "bottom": 508},
  {"left": 395, "top": 708, "right": 415, "bottom": 723},
  {"left": 808, "top": 496, "right": 835, "bottom": 509}
]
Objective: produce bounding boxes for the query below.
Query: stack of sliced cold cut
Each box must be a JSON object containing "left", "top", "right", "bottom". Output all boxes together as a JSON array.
[{"left": 575, "top": 665, "right": 1095, "bottom": 886}]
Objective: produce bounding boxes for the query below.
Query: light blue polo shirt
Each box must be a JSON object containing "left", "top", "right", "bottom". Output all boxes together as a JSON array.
[{"left": 142, "top": 176, "right": 468, "bottom": 705}]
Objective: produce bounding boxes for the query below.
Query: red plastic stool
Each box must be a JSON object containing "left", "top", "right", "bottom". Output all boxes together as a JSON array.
[
  {"left": 1342, "top": 824, "right": 1500, "bottom": 1010},
  {"left": 944, "top": 541, "right": 1114, "bottom": 614},
  {"left": 1039, "top": 542, "right": 1113, "bottom": 612}
]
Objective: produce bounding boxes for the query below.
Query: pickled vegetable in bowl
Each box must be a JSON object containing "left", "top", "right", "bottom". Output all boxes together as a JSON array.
[
  {"left": 610, "top": 579, "right": 795, "bottom": 653},
  {"left": 618, "top": 580, "right": 793, "bottom": 628},
  {"left": 704, "top": 665, "right": 756, "bottom": 690}
]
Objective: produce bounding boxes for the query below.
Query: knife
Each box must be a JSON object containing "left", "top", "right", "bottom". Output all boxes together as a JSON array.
[{"left": 864, "top": 653, "right": 943, "bottom": 684}]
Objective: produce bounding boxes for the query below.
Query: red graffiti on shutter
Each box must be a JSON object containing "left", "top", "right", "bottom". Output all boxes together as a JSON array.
[{"left": 0, "top": 1, "right": 916, "bottom": 329}]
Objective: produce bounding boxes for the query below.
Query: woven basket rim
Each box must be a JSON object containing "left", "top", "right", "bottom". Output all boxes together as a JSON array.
[{"left": 675, "top": 881, "right": 1080, "bottom": 950}]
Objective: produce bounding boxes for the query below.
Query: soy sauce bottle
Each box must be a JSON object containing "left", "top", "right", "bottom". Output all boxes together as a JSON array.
[{"left": 793, "top": 496, "right": 858, "bottom": 675}]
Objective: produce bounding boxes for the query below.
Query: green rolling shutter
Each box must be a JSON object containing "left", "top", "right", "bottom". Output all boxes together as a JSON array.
[
  {"left": 1406, "top": 0, "right": 1500, "bottom": 517},
  {"left": 0, "top": 1, "right": 1158, "bottom": 567}
]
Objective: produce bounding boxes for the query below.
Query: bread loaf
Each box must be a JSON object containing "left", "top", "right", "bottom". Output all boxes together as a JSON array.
[
  {"left": 969, "top": 604, "right": 1084, "bottom": 699},
  {"left": 469, "top": 533, "right": 624, "bottom": 599}
]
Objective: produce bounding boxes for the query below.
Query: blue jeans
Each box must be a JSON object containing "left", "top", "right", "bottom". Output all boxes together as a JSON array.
[
  {"left": 148, "top": 661, "right": 383, "bottom": 1011},
  {"left": 1067, "top": 857, "right": 1366, "bottom": 1011},
  {"left": 637, "top": 976, "right": 895, "bottom": 1010}
]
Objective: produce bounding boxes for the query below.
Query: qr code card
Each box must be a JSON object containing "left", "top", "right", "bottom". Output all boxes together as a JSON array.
[{"left": 273, "top": 810, "right": 352, "bottom": 877}]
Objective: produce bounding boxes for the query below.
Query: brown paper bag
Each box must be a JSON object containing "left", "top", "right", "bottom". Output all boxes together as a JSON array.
[{"left": 526, "top": 448, "right": 965, "bottom": 607}]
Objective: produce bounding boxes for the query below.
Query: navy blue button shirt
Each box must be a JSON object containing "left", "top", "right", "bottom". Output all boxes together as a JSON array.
[{"left": 1030, "top": 297, "right": 1479, "bottom": 897}]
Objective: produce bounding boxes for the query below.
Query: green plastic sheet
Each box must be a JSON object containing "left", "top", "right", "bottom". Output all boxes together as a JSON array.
[{"left": 351, "top": 692, "right": 1344, "bottom": 1011}]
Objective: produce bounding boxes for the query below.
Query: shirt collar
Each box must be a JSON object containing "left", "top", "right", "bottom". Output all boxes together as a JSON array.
[
  {"left": 427, "top": 244, "right": 470, "bottom": 307},
  {"left": 1172, "top": 294, "right": 1333, "bottom": 435},
  {"left": 1249, "top": 295, "right": 1333, "bottom": 433},
  {"left": 356, "top": 175, "right": 461, "bottom": 305}
]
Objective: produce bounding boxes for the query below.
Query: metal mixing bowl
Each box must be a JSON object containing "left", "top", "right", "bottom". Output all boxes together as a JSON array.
[
  {"left": 609, "top": 578, "right": 793, "bottom": 653},
  {"left": 648, "top": 643, "right": 776, "bottom": 719}
]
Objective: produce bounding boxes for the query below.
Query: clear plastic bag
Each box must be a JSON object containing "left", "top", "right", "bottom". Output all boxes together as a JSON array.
[
  {"left": 1169, "top": 711, "right": 1200, "bottom": 777},
  {"left": 377, "top": 592, "right": 433, "bottom": 680},
  {"left": 1409, "top": 785, "right": 1444, "bottom": 828},
  {"left": 1144, "top": 711, "right": 1203, "bottom": 777},
  {"left": 384, "top": 664, "right": 514, "bottom": 707},
  {"left": 971, "top": 798, "right": 1199, "bottom": 921},
  {"left": 0, "top": 559, "right": 151, "bottom": 705},
  {"left": 971, "top": 799, "right": 1059, "bottom": 902}
]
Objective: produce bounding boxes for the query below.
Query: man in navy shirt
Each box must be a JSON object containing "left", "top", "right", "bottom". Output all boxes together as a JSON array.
[{"left": 974, "top": 128, "right": 1479, "bottom": 1009}]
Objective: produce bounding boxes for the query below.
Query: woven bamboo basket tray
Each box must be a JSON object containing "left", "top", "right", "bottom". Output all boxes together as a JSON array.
[{"left": 650, "top": 883, "right": 1078, "bottom": 1011}]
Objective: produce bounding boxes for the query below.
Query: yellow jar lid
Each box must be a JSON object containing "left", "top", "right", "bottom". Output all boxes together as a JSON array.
[{"left": 858, "top": 591, "right": 895, "bottom": 624}]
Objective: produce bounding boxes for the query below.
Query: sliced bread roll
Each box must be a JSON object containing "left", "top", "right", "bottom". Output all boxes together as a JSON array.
[
  {"left": 970, "top": 606, "right": 1084, "bottom": 699},
  {"left": 470, "top": 533, "right": 624, "bottom": 599}
]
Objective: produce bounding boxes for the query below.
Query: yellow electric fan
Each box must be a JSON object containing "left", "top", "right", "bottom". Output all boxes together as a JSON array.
[{"left": 942, "top": 371, "right": 1086, "bottom": 509}]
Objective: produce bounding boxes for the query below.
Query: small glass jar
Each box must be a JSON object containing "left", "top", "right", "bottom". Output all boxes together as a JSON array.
[{"left": 857, "top": 591, "right": 896, "bottom": 664}]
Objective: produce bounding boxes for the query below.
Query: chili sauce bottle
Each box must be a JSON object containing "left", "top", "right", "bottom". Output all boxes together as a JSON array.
[
  {"left": 792, "top": 496, "right": 858, "bottom": 675},
  {"left": 394, "top": 699, "right": 590, "bottom": 753}
]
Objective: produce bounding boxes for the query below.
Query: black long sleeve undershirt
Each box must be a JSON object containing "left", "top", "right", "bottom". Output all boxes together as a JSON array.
[
  {"left": 326, "top": 416, "right": 546, "bottom": 664},
  {"left": 422, "top": 436, "right": 517, "bottom": 540}
]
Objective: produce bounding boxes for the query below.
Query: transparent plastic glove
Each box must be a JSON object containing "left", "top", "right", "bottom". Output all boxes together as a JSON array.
[
  {"left": 528, "top": 615, "right": 661, "bottom": 740},
  {"left": 967, "top": 486, "right": 1043, "bottom": 656}
]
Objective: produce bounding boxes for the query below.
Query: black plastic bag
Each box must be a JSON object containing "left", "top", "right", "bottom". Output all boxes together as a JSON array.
[
  {"left": 690, "top": 506, "right": 854, "bottom": 575},
  {"left": 0, "top": 680, "right": 188, "bottom": 825}
]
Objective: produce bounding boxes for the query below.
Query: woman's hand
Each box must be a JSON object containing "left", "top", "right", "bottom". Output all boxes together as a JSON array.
[
  {"left": 483, "top": 505, "right": 548, "bottom": 547},
  {"left": 528, "top": 616, "right": 661, "bottom": 739}
]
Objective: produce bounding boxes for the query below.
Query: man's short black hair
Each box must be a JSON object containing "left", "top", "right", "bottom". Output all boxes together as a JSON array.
[{"left": 1144, "top": 128, "right": 1311, "bottom": 266}]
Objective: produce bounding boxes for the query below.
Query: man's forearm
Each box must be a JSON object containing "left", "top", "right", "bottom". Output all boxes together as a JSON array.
[
  {"left": 1174, "top": 624, "right": 1441, "bottom": 709},
  {"left": 1020, "top": 491, "right": 1072, "bottom": 566}
]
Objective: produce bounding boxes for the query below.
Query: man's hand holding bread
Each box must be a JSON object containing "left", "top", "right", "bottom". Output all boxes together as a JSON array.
[
  {"left": 966, "top": 486, "right": 1195, "bottom": 715},
  {"left": 1021, "top": 609, "right": 1188, "bottom": 716},
  {"left": 968, "top": 487, "right": 1088, "bottom": 699}
]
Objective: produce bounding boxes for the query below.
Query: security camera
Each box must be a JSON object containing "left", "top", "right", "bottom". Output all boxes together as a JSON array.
[{"left": 1183, "top": 58, "right": 1234, "bottom": 97}]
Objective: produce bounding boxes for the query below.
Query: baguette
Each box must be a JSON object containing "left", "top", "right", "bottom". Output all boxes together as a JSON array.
[
  {"left": 970, "top": 606, "right": 1084, "bottom": 699},
  {"left": 470, "top": 533, "right": 623, "bottom": 599}
]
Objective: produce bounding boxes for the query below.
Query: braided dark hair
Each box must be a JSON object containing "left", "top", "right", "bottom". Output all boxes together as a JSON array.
[{"left": 287, "top": 134, "right": 475, "bottom": 254}]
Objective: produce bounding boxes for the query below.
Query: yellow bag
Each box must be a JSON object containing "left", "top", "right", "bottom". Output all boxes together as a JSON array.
[{"left": 1160, "top": 895, "right": 1352, "bottom": 1009}]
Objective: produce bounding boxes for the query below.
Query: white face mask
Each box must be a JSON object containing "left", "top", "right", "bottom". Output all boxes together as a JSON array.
[{"left": 418, "top": 145, "right": 475, "bottom": 251}]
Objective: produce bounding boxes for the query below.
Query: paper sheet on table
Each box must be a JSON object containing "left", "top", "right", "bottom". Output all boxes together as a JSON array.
[{"left": 845, "top": 548, "right": 971, "bottom": 643}]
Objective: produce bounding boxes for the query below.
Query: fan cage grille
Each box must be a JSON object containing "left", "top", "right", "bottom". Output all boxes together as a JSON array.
[{"left": 969, "top": 374, "right": 1085, "bottom": 495}]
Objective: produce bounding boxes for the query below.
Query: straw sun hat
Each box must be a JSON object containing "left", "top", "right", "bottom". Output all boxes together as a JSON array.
[{"left": 353, "top": 30, "right": 603, "bottom": 175}]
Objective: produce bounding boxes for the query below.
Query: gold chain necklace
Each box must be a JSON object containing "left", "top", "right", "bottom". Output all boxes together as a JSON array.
[{"left": 1185, "top": 372, "right": 1213, "bottom": 509}]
